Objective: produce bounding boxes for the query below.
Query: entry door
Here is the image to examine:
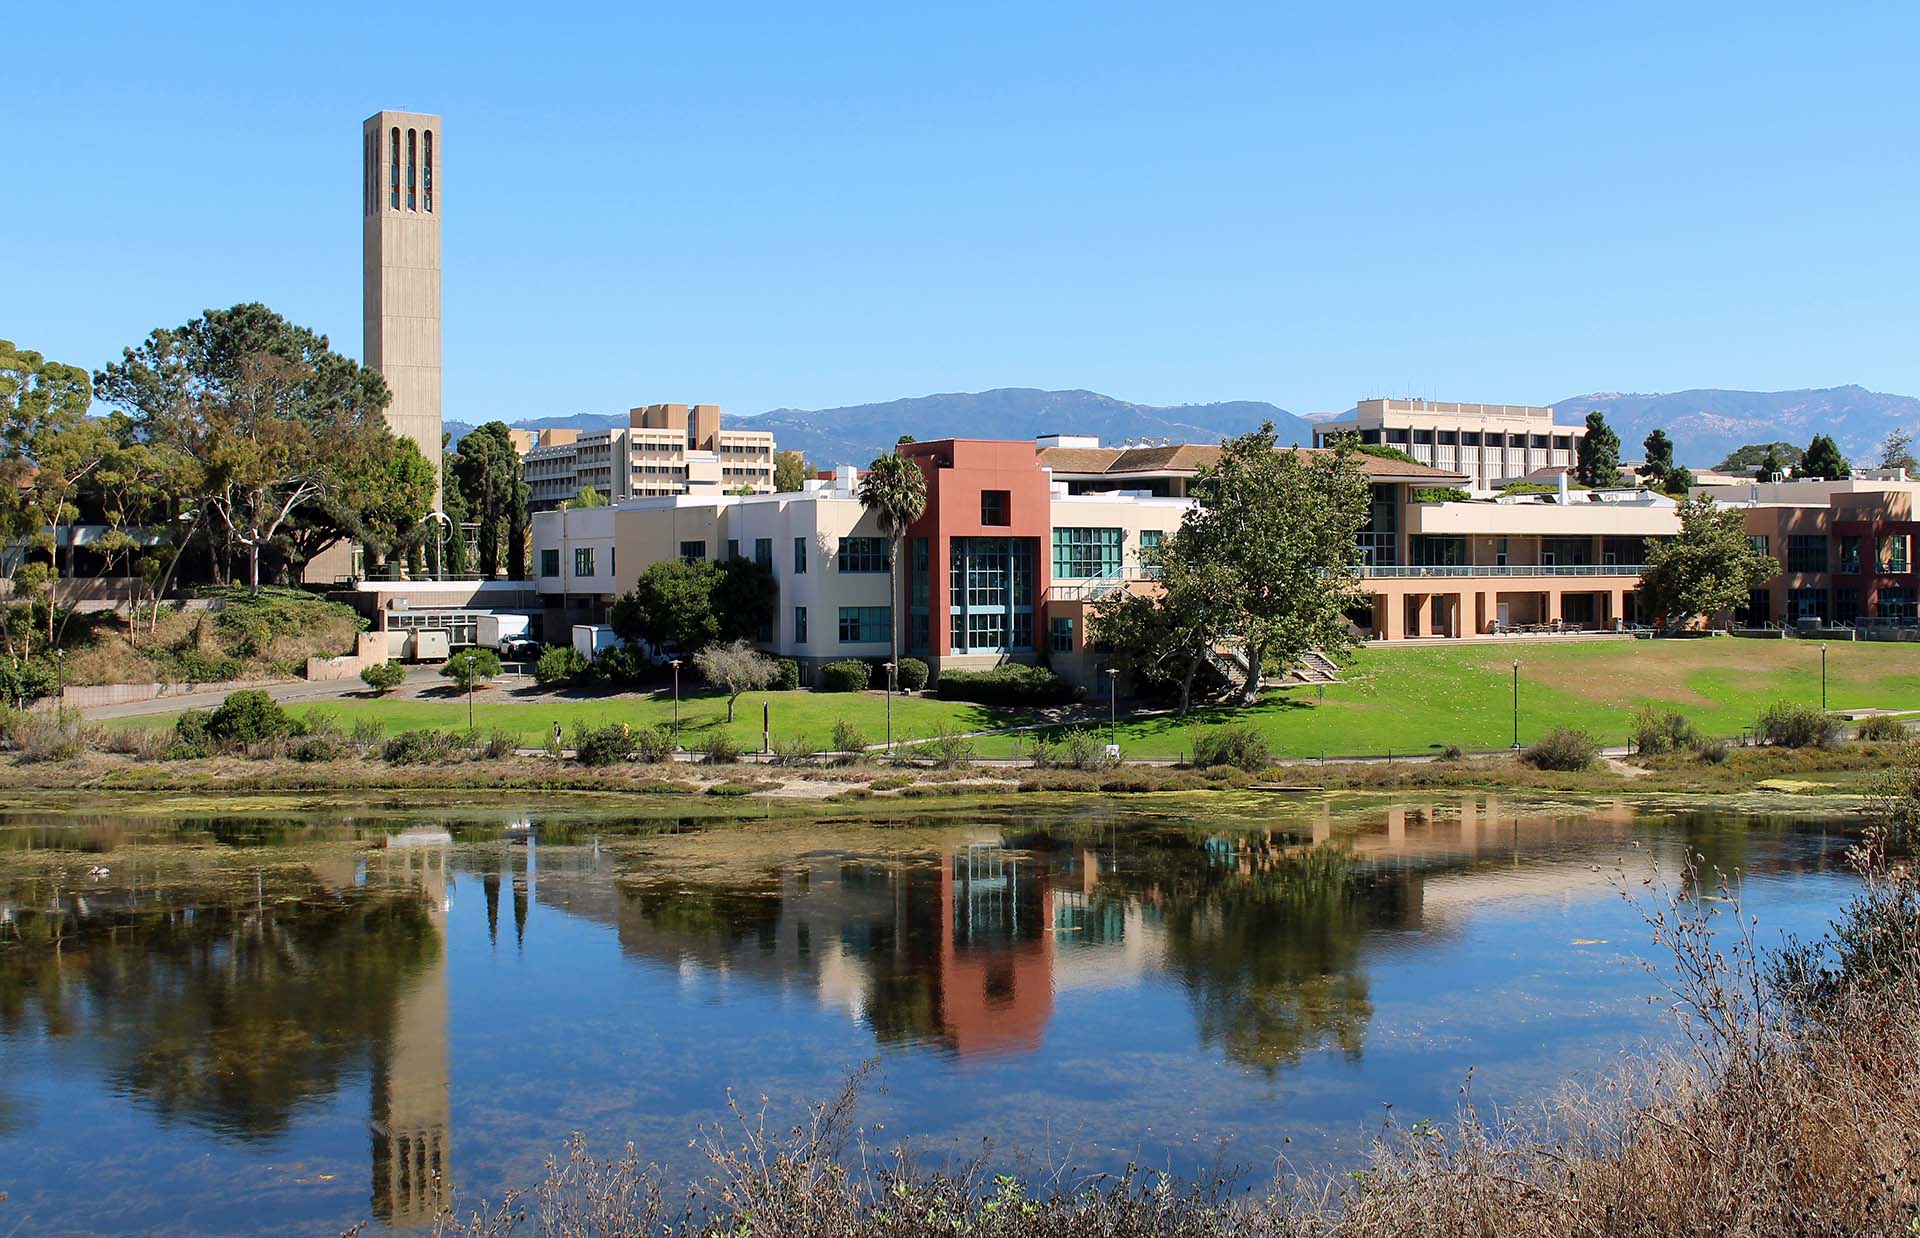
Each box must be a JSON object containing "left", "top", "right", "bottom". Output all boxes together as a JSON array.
[{"left": 1497, "top": 602, "right": 1511, "bottom": 626}]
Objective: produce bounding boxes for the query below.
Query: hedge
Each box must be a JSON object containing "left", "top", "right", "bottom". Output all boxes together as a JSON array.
[{"left": 935, "top": 664, "right": 1081, "bottom": 707}]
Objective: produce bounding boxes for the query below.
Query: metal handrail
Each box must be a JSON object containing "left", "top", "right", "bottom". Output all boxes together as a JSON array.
[{"left": 1359, "top": 563, "right": 1646, "bottom": 578}]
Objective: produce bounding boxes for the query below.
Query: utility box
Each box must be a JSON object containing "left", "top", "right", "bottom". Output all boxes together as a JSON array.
[
  {"left": 412, "top": 629, "right": 451, "bottom": 662},
  {"left": 572, "top": 624, "right": 621, "bottom": 660}
]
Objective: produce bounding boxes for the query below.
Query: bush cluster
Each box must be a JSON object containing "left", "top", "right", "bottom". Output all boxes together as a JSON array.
[
  {"left": 572, "top": 724, "right": 635, "bottom": 766},
  {"left": 698, "top": 730, "right": 743, "bottom": 765},
  {"left": 1631, "top": 707, "right": 1699, "bottom": 754},
  {"left": 535, "top": 645, "right": 590, "bottom": 687},
  {"left": 831, "top": 719, "right": 866, "bottom": 760},
  {"left": 935, "top": 664, "right": 1081, "bottom": 707},
  {"left": 1857, "top": 714, "right": 1909, "bottom": 742},
  {"left": 770, "top": 658, "right": 801, "bottom": 691},
  {"left": 359, "top": 661, "right": 406, "bottom": 695},
  {"left": 630, "top": 724, "right": 676, "bottom": 763},
  {"left": 1756, "top": 701, "right": 1841, "bottom": 749},
  {"left": 1525, "top": 726, "right": 1600, "bottom": 771},
  {"left": 381, "top": 729, "right": 468, "bottom": 765},
  {"left": 894, "top": 657, "right": 929, "bottom": 692},
  {"left": 816, "top": 659, "right": 873, "bottom": 692},
  {"left": 206, "top": 690, "right": 296, "bottom": 747},
  {"left": 1190, "top": 724, "right": 1272, "bottom": 771}
]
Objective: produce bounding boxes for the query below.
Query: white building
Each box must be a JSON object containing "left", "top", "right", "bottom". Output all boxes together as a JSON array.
[
  {"left": 1310, "top": 398, "right": 1586, "bottom": 495},
  {"left": 522, "top": 404, "right": 776, "bottom": 510}
]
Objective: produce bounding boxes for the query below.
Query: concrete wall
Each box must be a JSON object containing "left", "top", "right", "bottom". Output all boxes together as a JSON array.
[{"left": 306, "top": 631, "right": 391, "bottom": 681}]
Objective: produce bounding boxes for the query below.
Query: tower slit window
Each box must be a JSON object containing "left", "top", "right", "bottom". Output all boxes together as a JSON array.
[
  {"left": 407, "top": 128, "right": 417, "bottom": 209},
  {"left": 389, "top": 127, "right": 400, "bottom": 208},
  {"left": 423, "top": 130, "right": 434, "bottom": 211}
]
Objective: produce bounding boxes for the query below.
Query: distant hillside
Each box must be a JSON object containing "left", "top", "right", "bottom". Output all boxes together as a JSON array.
[
  {"left": 452, "top": 389, "right": 1307, "bottom": 464},
  {"left": 1551, "top": 386, "right": 1917, "bottom": 468}
]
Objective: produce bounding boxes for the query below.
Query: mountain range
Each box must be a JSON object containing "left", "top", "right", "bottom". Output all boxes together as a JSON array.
[{"left": 450, "top": 384, "right": 1916, "bottom": 471}]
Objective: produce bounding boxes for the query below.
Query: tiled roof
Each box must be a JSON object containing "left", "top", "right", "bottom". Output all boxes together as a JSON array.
[{"left": 1036, "top": 444, "right": 1465, "bottom": 481}]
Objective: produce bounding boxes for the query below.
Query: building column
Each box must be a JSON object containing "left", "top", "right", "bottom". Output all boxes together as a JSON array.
[
  {"left": 1545, "top": 589, "right": 1562, "bottom": 623},
  {"left": 1381, "top": 593, "right": 1404, "bottom": 641},
  {"left": 1447, "top": 592, "right": 1466, "bottom": 638}
]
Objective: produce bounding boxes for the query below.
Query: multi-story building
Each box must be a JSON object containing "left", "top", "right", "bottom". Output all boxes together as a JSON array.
[
  {"left": 521, "top": 404, "right": 776, "bottom": 510},
  {"left": 1310, "top": 399, "right": 1585, "bottom": 494},
  {"left": 1720, "top": 473, "right": 1920, "bottom": 626}
]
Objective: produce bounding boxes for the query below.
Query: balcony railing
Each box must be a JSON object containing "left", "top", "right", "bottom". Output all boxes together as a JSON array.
[{"left": 1360, "top": 563, "right": 1646, "bottom": 579}]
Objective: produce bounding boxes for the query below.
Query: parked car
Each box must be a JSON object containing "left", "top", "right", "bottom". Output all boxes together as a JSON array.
[{"left": 499, "top": 636, "right": 542, "bottom": 661}]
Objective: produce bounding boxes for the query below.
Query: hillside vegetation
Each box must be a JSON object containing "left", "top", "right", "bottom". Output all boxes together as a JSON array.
[{"left": 61, "top": 589, "right": 362, "bottom": 686}]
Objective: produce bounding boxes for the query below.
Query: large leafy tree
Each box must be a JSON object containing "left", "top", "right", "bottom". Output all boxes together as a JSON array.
[
  {"left": 772, "top": 450, "right": 811, "bottom": 493},
  {"left": 1796, "top": 434, "right": 1850, "bottom": 481},
  {"left": 280, "top": 430, "right": 435, "bottom": 578},
  {"left": 693, "top": 638, "right": 779, "bottom": 722},
  {"left": 1172, "top": 423, "right": 1370, "bottom": 707},
  {"left": 856, "top": 452, "right": 928, "bottom": 685},
  {"left": 448, "top": 422, "right": 527, "bottom": 578},
  {"left": 1881, "top": 428, "right": 1917, "bottom": 472},
  {"left": 1, "top": 340, "right": 99, "bottom": 655},
  {"left": 1716, "top": 441, "right": 1803, "bottom": 474},
  {"left": 1638, "top": 494, "right": 1778, "bottom": 628},
  {"left": 94, "top": 303, "right": 394, "bottom": 591},
  {"left": 1575, "top": 411, "right": 1623, "bottom": 488},
  {"left": 612, "top": 560, "right": 722, "bottom": 651},
  {"left": 1092, "top": 531, "right": 1238, "bottom": 715}
]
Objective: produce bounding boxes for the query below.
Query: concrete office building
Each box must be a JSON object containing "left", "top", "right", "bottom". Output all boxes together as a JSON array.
[
  {"left": 523, "top": 404, "right": 776, "bottom": 509},
  {"left": 1311, "top": 399, "right": 1585, "bottom": 494},
  {"left": 363, "top": 109, "right": 444, "bottom": 500}
]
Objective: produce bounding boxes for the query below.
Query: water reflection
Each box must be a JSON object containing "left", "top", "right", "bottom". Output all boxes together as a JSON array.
[{"left": 0, "top": 795, "right": 1854, "bottom": 1233}]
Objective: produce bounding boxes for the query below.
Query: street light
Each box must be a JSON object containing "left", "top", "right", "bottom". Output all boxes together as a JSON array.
[
  {"left": 883, "top": 661, "right": 896, "bottom": 755},
  {"left": 1510, "top": 658, "right": 1521, "bottom": 751},
  {"left": 1104, "top": 667, "right": 1120, "bottom": 750},
  {"left": 668, "top": 659, "right": 682, "bottom": 739},
  {"left": 1821, "top": 642, "right": 1829, "bottom": 712},
  {"left": 55, "top": 649, "right": 65, "bottom": 708}
]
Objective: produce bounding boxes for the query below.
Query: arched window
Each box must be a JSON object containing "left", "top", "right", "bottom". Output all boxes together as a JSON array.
[
  {"left": 423, "top": 130, "right": 434, "bottom": 212},
  {"left": 390, "top": 127, "right": 400, "bottom": 209},
  {"left": 406, "top": 128, "right": 417, "bottom": 209}
]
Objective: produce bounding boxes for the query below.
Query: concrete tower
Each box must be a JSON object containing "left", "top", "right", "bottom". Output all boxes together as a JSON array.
[{"left": 363, "top": 110, "right": 443, "bottom": 500}]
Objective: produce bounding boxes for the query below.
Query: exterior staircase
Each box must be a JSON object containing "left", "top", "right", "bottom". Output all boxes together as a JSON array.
[{"left": 1204, "top": 646, "right": 1342, "bottom": 699}]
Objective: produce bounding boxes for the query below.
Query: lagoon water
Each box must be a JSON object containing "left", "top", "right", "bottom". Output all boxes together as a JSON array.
[{"left": 0, "top": 795, "right": 1859, "bottom": 1233}]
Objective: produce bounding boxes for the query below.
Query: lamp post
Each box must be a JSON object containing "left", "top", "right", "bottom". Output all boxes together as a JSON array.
[
  {"left": 1105, "top": 667, "right": 1120, "bottom": 749},
  {"left": 1821, "top": 642, "right": 1828, "bottom": 712},
  {"left": 883, "top": 661, "right": 895, "bottom": 755},
  {"left": 669, "top": 659, "right": 682, "bottom": 739},
  {"left": 465, "top": 651, "right": 475, "bottom": 732},
  {"left": 1510, "top": 658, "right": 1521, "bottom": 751},
  {"left": 55, "top": 649, "right": 65, "bottom": 708}
]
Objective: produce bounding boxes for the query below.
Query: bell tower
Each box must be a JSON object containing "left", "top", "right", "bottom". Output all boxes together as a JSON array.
[{"left": 363, "top": 110, "right": 443, "bottom": 501}]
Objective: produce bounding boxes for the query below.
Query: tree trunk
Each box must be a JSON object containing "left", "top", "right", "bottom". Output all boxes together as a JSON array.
[
  {"left": 1233, "top": 639, "right": 1266, "bottom": 708},
  {"left": 1177, "top": 650, "right": 1199, "bottom": 717},
  {"left": 249, "top": 542, "right": 263, "bottom": 594},
  {"left": 727, "top": 692, "right": 737, "bottom": 723},
  {"left": 888, "top": 538, "right": 901, "bottom": 687}
]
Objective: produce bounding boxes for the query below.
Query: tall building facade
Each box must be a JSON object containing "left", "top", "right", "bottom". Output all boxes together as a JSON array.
[
  {"left": 1311, "top": 399, "right": 1585, "bottom": 494},
  {"left": 522, "top": 404, "right": 776, "bottom": 509},
  {"left": 363, "top": 110, "right": 444, "bottom": 500}
]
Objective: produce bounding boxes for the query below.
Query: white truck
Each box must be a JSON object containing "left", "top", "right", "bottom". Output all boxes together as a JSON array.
[
  {"left": 572, "top": 624, "right": 622, "bottom": 661},
  {"left": 476, "top": 612, "right": 532, "bottom": 650}
]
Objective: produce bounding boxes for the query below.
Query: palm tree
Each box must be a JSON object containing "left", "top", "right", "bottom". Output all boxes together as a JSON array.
[{"left": 856, "top": 452, "right": 928, "bottom": 687}]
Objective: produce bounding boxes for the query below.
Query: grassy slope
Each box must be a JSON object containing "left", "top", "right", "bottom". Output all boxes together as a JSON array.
[
  {"left": 110, "top": 687, "right": 1015, "bottom": 750},
  {"left": 1067, "top": 638, "right": 1920, "bottom": 759},
  {"left": 106, "top": 638, "right": 1919, "bottom": 759}
]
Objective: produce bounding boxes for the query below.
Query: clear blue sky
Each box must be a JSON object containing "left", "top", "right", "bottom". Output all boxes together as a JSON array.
[{"left": 9, "top": 2, "right": 1919, "bottom": 423}]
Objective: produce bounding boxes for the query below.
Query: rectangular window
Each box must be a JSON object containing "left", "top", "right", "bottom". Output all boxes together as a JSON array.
[
  {"left": 1748, "top": 535, "right": 1771, "bottom": 556},
  {"left": 909, "top": 538, "right": 929, "bottom": 605},
  {"left": 540, "top": 548, "right": 560, "bottom": 577},
  {"left": 909, "top": 611, "right": 930, "bottom": 653},
  {"left": 980, "top": 490, "right": 1009, "bottom": 526},
  {"left": 1884, "top": 535, "right": 1913, "bottom": 574},
  {"left": 836, "top": 536, "right": 888, "bottom": 572},
  {"left": 1052, "top": 527, "right": 1123, "bottom": 578},
  {"left": 1788, "top": 587, "right": 1827, "bottom": 619},
  {"left": 794, "top": 605, "right": 807, "bottom": 644},
  {"left": 1409, "top": 535, "right": 1468, "bottom": 567},
  {"left": 573, "top": 547, "right": 595, "bottom": 577},
  {"left": 793, "top": 537, "right": 807, "bottom": 574},
  {"left": 679, "top": 540, "right": 705, "bottom": 562},
  {"left": 1878, "top": 588, "right": 1916, "bottom": 621},
  {"left": 755, "top": 537, "right": 772, "bottom": 568},
  {"left": 1139, "top": 528, "right": 1163, "bottom": 578},
  {"left": 1834, "top": 588, "right": 1860, "bottom": 624},
  {"left": 1839, "top": 535, "right": 1862, "bottom": 574},
  {"left": 1787, "top": 535, "right": 1828, "bottom": 574},
  {"left": 727, "top": 539, "right": 740, "bottom": 561},
  {"left": 1050, "top": 616, "right": 1074, "bottom": 652},
  {"left": 838, "top": 605, "right": 890, "bottom": 644}
]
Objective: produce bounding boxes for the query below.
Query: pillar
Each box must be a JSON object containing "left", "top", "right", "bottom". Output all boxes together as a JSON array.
[
  {"left": 1546, "top": 589, "right": 1562, "bottom": 623},
  {"left": 1380, "top": 593, "right": 1404, "bottom": 641}
]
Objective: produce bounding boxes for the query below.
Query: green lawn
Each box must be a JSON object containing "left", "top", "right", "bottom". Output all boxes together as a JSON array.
[
  {"left": 104, "top": 638, "right": 1920, "bottom": 761},
  {"left": 109, "top": 687, "right": 1017, "bottom": 751},
  {"left": 992, "top": 638, "right": 1920, "bottom": 760}
]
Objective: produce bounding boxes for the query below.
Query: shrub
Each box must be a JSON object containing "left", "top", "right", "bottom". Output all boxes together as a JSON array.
[
  {"left": 831, "top": 719, "right": 866, "bottom": 761},
  {"left": 1526, "top": 726, "right": 1600, "bottom": 771},
  {"left": 589, "top": 644, "right": 650, "bottom": 685},
  {"left": 772, "top": 735, "right": 814, "bottom": 766},
  {"left": 535, "top": 645, "right": 590, "bottom": 687},
  {"left": 288, "top": 724, "right": 348, "bottom": 762},
  {"left": 1631, "top": 707, "right": 1699, "bottom": 754},
  {"left": 1058, "top": 728, "right": 1112, "bottom": 771},
  {"left": 349, "top": 718, "right": 385, "bottom": 754},
  {"left": 476, "top": 729, "right": 518, "bottom": 760},
  {"left": 1697, "top": 739, "right": 1731, "bottom": 764},
  {"left": 1857, "top": 714, "right": 1909, "bottom": 743},
  {"left": 359, "top": 661, "right": 406, "bottom": 695},
  {"left": 770, "top": 658, "right": 801, "bottom": 691},
  {"left": 935, "top": 663, "right": 1081, "bottom": 707},
  {"left": 97, "top": 725, "right": 167, "bottom": 761},
  {"left": 1756, "top": 701, "right": 1841, "bottom": 749},
  {"left": 1436, "top": 743, "right": 1465, "bottom": 761},
  {"left": 927, "top": 725, "right": 975, "bottom": 770},
  {"left": 894, "top": 657, "right": 929, "bottom": 692},
  {"left": 705, "top": 781, "right": 758, "bottom": 797},
  {"left": 440, "top": 647, "right": 502, "bottom": 692},
  {"left": 1191, "top": 724, "right": 1272, "bottom": 772},
  {"left": 382, "top": 729, "right": 467, "bottom": 765},
  {"left": 630, "top": 724, "right": 676, "bottom": 763},
  {"left": 572, "top": 724, "right": 635, "bottom": 767},
  {"left": 171, "top": 710, "right": 215, "bottom": 759},
  {"left": 698, "top": 730, "right": 743, "bottom": 765},
  {"left": 817, "top": 659, "right": 873, "bottom": 693},
  {"left": 1411, "top": 486, "right": 1472, "bottom": 503},
  {"left": 207, "top": 690, "right": 296, "bottom": 748},
  {"left": 8, "top": 711, "right": 90, "bottom": 763},
  {"left": 0, "top": 657, "right": 58, "bottom": 706}
]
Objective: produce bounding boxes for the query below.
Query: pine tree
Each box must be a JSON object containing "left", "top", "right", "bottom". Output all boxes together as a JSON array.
[{"left": 1576, "top": 412, "right": 1623, "bottom": 487}]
